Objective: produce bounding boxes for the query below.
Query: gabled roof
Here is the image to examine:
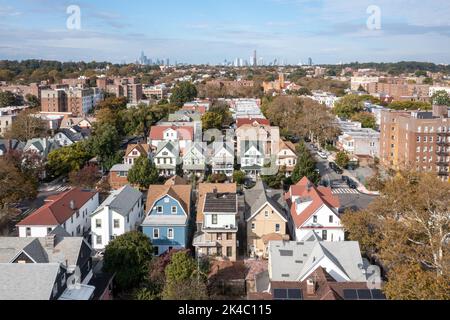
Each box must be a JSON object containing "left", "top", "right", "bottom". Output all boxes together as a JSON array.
[
  {"left": 196, "top": 183, "right": 237, "bottom": 223},
  {"left": 92, "top": 185, "right": 142, "bottom": 217},
  {"left": 236, "top": 118, "right": 271, "bottom": 128},
  {"left": 56, "top": 128, "right": 84, "bottom": 143},
  {"left": 286, "top": 177, "right": 340, "bottom": 229},
  {"left": 145, "top": 179, "right": 192, "bottom": 216},
  {"left": 0, "top": 263, "right": 62, "bottom": 300},
  {"left": 279, "top": 140, "right": 296, "bottom": 153},
  {"left": 125, "top": 143, "right": 151, "bottom": 158},
  {"left": 204, "top": 193, "right": 237, "bottom": 214},
  {"left": 183, "top": 142, "right": 206, "bottom": 160},
  {"left": 149, "top": 125, "right": 194, "bottom": 141},
  {"left": 17, "top": 188, "right": 97, "bottom": 227},
  {"left": 268, "top": 240, "right": 367, "bottom": 283},
  {"left": 155, "top": 140, "right": 179, "bottom": 156},
  {"left": 244, "top": 180, "right": 288, "bottom": 222}
]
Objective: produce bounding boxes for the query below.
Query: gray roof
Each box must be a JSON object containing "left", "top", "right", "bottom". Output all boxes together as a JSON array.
[
  {"left": 204, "top": 193, "right": 237, "bottom": 213},
  {"left": 110, "top": 163, "right": 133, "bottom": 172},
  {"left": 92, "top": 185, "right": 142, "bottom": 217},
  {"left": 142, "top": 214, "right": 187, "bottom": 226},
  {"left": 156, "top": 140, "right": 179, "bottom": 156},
  {"left": 244, "top": 180, "right": 288, "bottom": 221},
  {"left": 0, "top": 236, "right": 87, "bottom": 269},
  {"left": 0, "top": 263, "right": 61, "bottom": 300},
  {"left": 268, "top": 240, "right": 367, "bottom": 283}
]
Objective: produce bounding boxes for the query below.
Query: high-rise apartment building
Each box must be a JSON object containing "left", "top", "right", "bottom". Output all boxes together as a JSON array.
[{"left": 380, "top": 106, "right": 450, "bottom": 181}]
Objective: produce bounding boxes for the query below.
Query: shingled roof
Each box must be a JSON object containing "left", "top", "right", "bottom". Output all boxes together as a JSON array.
[
  {"left": 145, "top": 178, "right": 192, "bottom": 216},
  {"left": 196, "top": 183, "right": 237, "bottom": 223}
]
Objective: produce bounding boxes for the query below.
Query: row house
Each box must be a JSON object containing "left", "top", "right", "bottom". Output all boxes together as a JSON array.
[
  {"left": 276, "top": 140, "right": 298, "bottom": 176},
  {"left": 17, "top": 188, "right": 99, "bottom": 238},
  {"left": 123, "top": 143, "right": 151, "bottom": 166},
  {"left": 148, "top": 125, "right": 194, "bottom": 153}
]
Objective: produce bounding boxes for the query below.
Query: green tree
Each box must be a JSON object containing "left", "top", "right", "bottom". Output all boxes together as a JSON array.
[
  {"left": 423, "top": 77, "right": 433, "bottom": 85},
  {"left": 431, "top": 90, "right": 450, "bottom": 106},
  {"left": 0, "top": 91, "right": 19, "bottom": 108},
  {"left": 333, "top": 94, "right": 365, "bottom": 119},
  {"left": 388, "top": 100, "right": 432, "bottom": 111},
  {"left": 335, "top": 151, "right": 350, "bottom": 168},
  {"left": 171, "top": 82, "right": 198, "bottom": 107},
  {"left": 47, "top": 141, "right": 92, "bottom": 178},
  {"left": 202, "top": 111, "right": 223, "bottom": 131},
  {"left": 4, "top": 110, "right": 47, "bottom": 141},
  {"left": 233, "top": 171, "right": 246, "bottom": 185},
  {"left": 103, "top": 231, "right": 153, "bottom": 290},
  {"left": 97, "top": 96, "right": 128, "bottom": 111},
  {"left": 351, "top": 112, "right": 376, "bottom": 129},
  {"left": 291, "top": 142, "right": 320, "bottom": 185},
  {"left": 25, "top": 94, "right": 40, "bottom": 109},
  {"left": 127, "top": 156, "right": 159, "bottom": 189},
  {"left": 122, "top": 103, "right": 158, "bottom": 137},
  {"left": 90, "top": 123, "right": 122, "bottom": 170}
]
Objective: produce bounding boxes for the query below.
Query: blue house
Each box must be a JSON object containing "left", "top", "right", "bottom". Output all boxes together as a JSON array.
[{"left": 142, "top": 178, "right": 192, "bottom": 256}]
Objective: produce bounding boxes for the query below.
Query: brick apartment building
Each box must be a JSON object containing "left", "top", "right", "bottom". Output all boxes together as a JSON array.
[
  {"left": 367, "top": 82, "right": 430, "bottom": 102},
  {"left": 96, "top": 77, "right": 142, "bottom": 103},
  {"left": 380, "top": 105, "right": 450, "bottom": 181},
  {"left": 41, "top": 89, "right": 67, "bottom": 113},
  {"left": 41, "top": 87, "right": 102, "bottom": 116}
]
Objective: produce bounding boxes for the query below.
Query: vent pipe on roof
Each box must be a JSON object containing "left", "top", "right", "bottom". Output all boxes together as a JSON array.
[
  {"left": 306, "top": 278, "right": 316, "bottom": 295},
  {"left": 69, "top": 200, "right": 75, "bottom": 210}
]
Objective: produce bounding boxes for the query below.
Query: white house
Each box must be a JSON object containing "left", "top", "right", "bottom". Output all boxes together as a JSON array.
[
  {"left": 182, "top": 142, "right": 207, "bottom": 177},
  {"left": 154, "top": 141, "right": 179, "bottom": 177},
  {"left": 276, "top": 140, "right": 298, "bottom": 176},
  {"left": 17, "top": 188, "right": 99, "bottom": 238},
  {"left": 123, "top": 143, "right": 151, "bottom": 166},
  {"left": 90, "top": 185, "right": 144, "bottom": 250},
  {"left": 210, "top": 142, "right": 235, "bottom": 177},
  {"left": 286, "top": 177, "right": 344, "bottom": 242},
  {"left": 148, "top": 125, "right": 194, "bottom": 154}
]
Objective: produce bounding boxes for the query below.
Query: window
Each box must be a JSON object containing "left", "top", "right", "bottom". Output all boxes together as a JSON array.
[
  {"left": 76, "top": 225, "right": 81, "bottom": 235},
  {"left": 265, "top": 210, "right": 269, "bottom": 218},
  {"left": 217, "top": 233, "right": 223, "bottom": 241},
  {"left": 212, "top": 214, "right": 218, "bottom": 225},
  {"left": 153, "top": 246, "right": 159, "bottom": 256},
  {"left": 251, "top": 223, "right": 255, "bottom": 231},
  {"left": 47, "top": 227, "right": 53, "bottom": 234},
  {"left": 275, "top": 224, "right": 280, "bottom": 233},
  {"left": 329, "top": 215, "right": 334, "bottom": 223},
  {"left": 227, "top": 233, "right": 233, "bottom": 240},
  {"left": 171, "top": 206, "right": 177, "bottom": 214},
  {"left": 153, "top": 228, "right": 160, "bottom": 239},
  {"left": 96, "top": 235, "right": 102, "bottom": 245},
  {"left": 157, "top": 206, "right": 163, "bottom": 214},
  {"left": 26, "top": 227, "right": 31, "bottom": 237},
  {"left": 227, "top": 247, "right": 233, "bottom": 257},
  {"left": 313, "top": 216, "right": 318, "bottom": 223},
  {"left": 96, "top": 219, "right": 102, "bottom": 228},
  {"left": 167, "top": 228, "right": 174, "bottom": 239},
  {"left": 322, "top": 230, "right": 328, "bottom": 241},
  {"left": 114, "top": 220, "right": 120, "bottom": 229}
]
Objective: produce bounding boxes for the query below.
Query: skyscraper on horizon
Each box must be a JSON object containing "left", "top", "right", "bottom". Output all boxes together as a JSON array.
[{"left": 252, "top": 50, "right": 257, "bottom": 67}]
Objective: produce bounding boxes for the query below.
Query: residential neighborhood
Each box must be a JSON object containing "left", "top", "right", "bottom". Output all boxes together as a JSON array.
[{"left": 0, "top": 0, "right": 449, "bottom": 306}]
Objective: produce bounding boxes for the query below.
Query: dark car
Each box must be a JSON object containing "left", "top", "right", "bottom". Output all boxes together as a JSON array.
[
  {"left": 347, "top": 179, "right": 358, "bottom": 189},
  {"left": 330, "top": 162, "right": 343, "bottom": 174},
  {"left": 342, "top": 176, "right": 349, "bottom": 183}
]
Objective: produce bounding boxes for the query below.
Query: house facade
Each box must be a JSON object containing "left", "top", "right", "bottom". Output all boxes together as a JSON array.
[
  {"left": 193, "top": 191, "right": 238, "bottom": 261},
  {"left": 142, "top": 179, "right": 192, "bottom": 256},
  {"left": 148, "top": 125, "right": 194, "bottom": 154},
  {"left": 17, "top": 188, "right": 99, "bottom": 238},
  {"left": 154, "top": 141, "right": 179, "bottom": 177},
  {"left": 90, "top": 185, "right": 144, "bottom": 250},
  {"left": 109, "top": 164, "right": 132, "bottom": 190},
  {"left": 123, "top": 143, "right": 151, "bottom": 166},
  {"left": 210, "top": 142, "right": 235, "bottom": 177},
  {"left": 182, "top": 142, "right": 207, "bottom": 177},
  {"left": 286, "top": 177, "right": 344, "bottom": 242},
  {"left": 276, "top": 140, "right": 298, "bottom": 176},
  {"left": 244, "top": 180, "right": 289, "bottom": 258}
]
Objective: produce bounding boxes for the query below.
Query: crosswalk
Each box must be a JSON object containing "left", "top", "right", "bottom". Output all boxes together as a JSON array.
[
  {"left": 332, "top": 188, "right": 360, "bottom": 195},
  {"left": 54, "top": 185, "right": 72, "bottom": 193}
]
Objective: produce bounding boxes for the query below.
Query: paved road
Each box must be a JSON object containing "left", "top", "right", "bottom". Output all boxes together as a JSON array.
[{"left": 307, "top": 143, "right": 378, "bottom": 212}]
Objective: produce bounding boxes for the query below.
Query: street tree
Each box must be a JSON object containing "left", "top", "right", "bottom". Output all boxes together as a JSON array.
[
  {"left": 4, "top": 110, "right": 47, "bottom": 141},
  {"left": 127, "top": 156, "right": 159, "bottom": 189},
  {"left": 171, "top": 82, "right": 198, "bottom": 107}
]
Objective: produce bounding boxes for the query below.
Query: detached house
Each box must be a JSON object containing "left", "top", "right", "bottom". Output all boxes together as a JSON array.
[
  {"left": 24, "top": 138, "right": 60, "bottom": 159},
  {"left": 286, "top": 177, "right": 343, "bottom": 242},
  {"left": 244, "top": 180, "right": 289, "bottom": 258},
  {"left": 123, "top": 143, "right": 151, "bottom": 165},
  {"left": 142, "top": 179, "right": 192, "bottom": 256},
  {"left": 17, "top": 188, "right": 99, "bottom": 238},
  {"left": 154, "top": 141, "right": 179, "bottom": 177},
  {"left": 193, "top": 183, "right": 238, "bottom": 261},
  {"left": 182, "top": 142, "right": 207, "bottom": 177},
  {"left": 90, "top": 185, "right": 144, "bottom": 250},
  {"left": 276, "top": 140, "right": 298, "bottom": 176},
  {"left": 148, "top": 125, "right": 194, "bottom": 154},
  {"left": 0, "top": 230, "right": 96, "bottom": 300},
  {"left": 210, "top": 142, "right": 235, "bottom": 177},
  {"left": 248, "top": 239, "right": 385, "bottom": 300},
  {"left": 54, "top": 127, "right": 88, "bottom": 147}
]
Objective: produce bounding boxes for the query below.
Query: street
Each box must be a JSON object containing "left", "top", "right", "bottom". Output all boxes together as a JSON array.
[{"left": 307, "top": 144, "right": 378, "bottom": 212}]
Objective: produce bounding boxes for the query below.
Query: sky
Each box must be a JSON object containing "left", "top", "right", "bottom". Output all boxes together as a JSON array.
[{"left": 0, "top": 0, "right": 449, "bottom": 64}]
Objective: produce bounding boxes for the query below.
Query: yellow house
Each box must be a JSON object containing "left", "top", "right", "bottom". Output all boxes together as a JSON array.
[{"left": 244, "top": 180, "right": 289, "bottom": 258}]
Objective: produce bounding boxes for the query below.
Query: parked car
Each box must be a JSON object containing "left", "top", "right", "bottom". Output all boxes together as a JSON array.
[
  {"left": 342, "top": 176, "right": 349, "bottom": 183},
  {"left": 318, "top": 151, "right": 328, "bottom": 159},
  {"left": 330, "top": 162, "right": 343, "bottom": 174},
  {"left": 347, "top": 179, "right": 358, "bottom": 189}
]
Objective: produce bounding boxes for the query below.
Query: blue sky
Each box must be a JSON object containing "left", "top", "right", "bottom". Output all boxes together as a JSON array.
[{"left": 0, "top": 0, "right": 449, "bottom": 64}]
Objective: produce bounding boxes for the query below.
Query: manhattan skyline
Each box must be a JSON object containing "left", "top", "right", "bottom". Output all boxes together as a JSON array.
[{"left": 0, "top": 0, "right": 450, "bottom": 64}]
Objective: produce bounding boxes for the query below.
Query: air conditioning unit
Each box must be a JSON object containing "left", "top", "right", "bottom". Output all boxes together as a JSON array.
[{"left": 225, "top": 225, "right": 231, "bottom": 230}]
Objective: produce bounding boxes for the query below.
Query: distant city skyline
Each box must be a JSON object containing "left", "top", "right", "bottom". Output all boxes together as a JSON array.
[{"left": 0, "top": 0, "right": 450, "bottom": 64}]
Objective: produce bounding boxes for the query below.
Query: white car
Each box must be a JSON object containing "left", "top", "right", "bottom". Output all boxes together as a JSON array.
[{"left": 318, "top": 151, "right": 328, "bottom": 159}]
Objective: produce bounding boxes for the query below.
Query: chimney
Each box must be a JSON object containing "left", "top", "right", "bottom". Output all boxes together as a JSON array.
[
  {"left": 306, "top": 278, "right": 316, "bottom": 295},
  {"left": 69, "top": 200, "right": 76, "bottom": 210},
  {"left": 45, "top": 234, "right": 56, "bottom": 250}
]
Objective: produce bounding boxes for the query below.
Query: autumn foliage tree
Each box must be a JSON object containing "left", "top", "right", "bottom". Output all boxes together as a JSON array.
[
  {"left": 69, "top": 164, "right": 101, "bottom": 189},
  {"left": 342, "top": 171, "right": 450, "bottom": 300}
]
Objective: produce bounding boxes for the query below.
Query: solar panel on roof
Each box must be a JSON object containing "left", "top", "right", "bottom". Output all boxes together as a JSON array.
[
  {"left": 287, "top": 289, "right": 303, "bottom": 300},
  {"left": 279, "top": 250, "right": 293, "bottom": 257},
  {"left": 343, "top": 289, "right": 358, "bottom": 300},
  {"left": 371, "top": 289, "right": 386, "bottom": 300},
  {"left": 357, "top": 289, "right": 372, "bottom": 300},
  {"left": 273, "top": 289, "right": 287, "bottom": 300}
]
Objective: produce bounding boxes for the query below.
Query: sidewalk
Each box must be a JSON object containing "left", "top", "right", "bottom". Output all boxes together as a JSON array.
[{"left": 344, "top": 169, "right": 380, "bottom": 196}]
